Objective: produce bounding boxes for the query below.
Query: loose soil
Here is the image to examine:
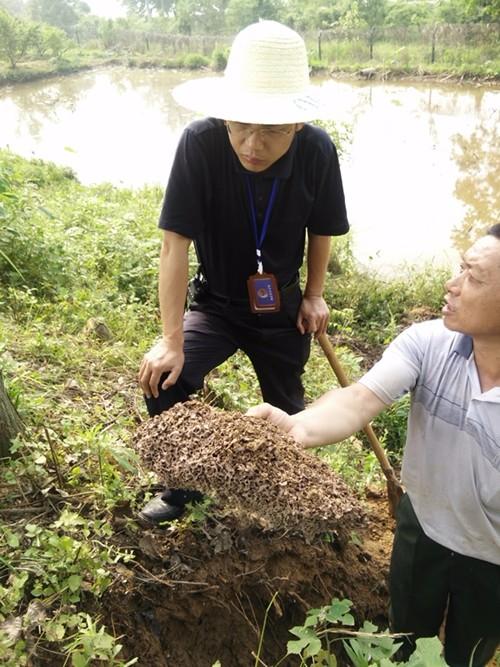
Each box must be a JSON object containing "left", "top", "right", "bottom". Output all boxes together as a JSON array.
[
  {"left": 99, "top": 401, "right": 395, "bottom": 667},
  {"left": 104, "top": 496, "right": 394, "bottom": 667}
]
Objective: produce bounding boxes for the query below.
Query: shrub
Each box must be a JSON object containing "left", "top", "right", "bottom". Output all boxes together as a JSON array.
[
  {"left": 183, "top": 52, "right": 209, "bottom": 69},
  {"left": 211, "top": 46, "right": 228, "bottom": 71}
]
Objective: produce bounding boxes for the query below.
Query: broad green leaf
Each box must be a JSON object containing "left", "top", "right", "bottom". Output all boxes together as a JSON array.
[
  {"left": 287, "top": 637, "right": 311, "bottom": 654},
  {"left": 289, "top": 625, "right": 315, "bottom": 639},
  {"left": 6, "top": 533, "right": 20, "bottom": 548},
  {"left": 408, "top": 637, "right": 447, "bottom": 666},
  {"left": 71, "top": 652, "right": 87, "bottom": 667},
  {"left": 45, "top": 622, "right": 66, "bottom": 641},
  {"left": 326, "top": 598, "right": 354, "bottom": 624},
  {"left": 67, "top": 575, "right": 82, "bottom": 593},
  {"left": 303, "top": 636, "right": 323, "bottom": 657}
]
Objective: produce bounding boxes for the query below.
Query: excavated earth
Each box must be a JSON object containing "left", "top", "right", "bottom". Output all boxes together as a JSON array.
[{"left": 101, "top": 401, "right": 394, "bottom": 667}]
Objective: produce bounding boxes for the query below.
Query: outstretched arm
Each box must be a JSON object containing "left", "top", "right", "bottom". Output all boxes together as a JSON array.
[{"left": 247, "top": 382, "right": 388, "bottom": 449}]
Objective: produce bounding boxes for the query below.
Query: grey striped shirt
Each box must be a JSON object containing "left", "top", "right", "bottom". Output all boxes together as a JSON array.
[{"left": 360, "top": 319, "right": 500, "bottom": 565}]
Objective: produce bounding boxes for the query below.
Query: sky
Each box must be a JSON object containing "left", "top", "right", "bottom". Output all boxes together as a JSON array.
[{"left": 84, "top": 0, "right": 128, "bottom": 18}]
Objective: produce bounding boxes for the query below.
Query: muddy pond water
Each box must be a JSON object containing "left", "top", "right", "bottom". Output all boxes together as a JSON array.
[{"left": 1, "top": 67, "right": 498, "bottom": 273}]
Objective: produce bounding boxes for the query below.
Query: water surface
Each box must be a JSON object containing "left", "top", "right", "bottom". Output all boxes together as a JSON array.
[{"left": 1, "top": 67, "right": 498, "bottom": 272}]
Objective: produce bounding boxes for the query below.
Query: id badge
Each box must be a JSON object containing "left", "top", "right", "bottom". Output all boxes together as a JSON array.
[{"left": 247, "top": 272, "right": 280, "bottom": 313}]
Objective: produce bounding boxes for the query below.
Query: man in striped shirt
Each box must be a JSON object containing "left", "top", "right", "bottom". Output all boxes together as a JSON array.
[{"left": 249, "top": 225, "right": 500, "bottom": 667}]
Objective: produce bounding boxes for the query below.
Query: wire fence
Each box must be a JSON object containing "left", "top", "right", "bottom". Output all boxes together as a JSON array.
[{"left": 75, "top": 22, "right": 499, "bottom": 64}]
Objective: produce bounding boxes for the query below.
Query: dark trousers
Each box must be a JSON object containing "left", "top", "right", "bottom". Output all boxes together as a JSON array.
[
  {"left": 145, "top": 287, "right": 311, "bottom": 418},
  {"left": 389, "top": 493, "right": 500, "bottom": 667}
]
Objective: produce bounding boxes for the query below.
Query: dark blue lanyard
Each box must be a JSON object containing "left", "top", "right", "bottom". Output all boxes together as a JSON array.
[{"left": 245, "top": 175, "right": 279, "bottom": 274}]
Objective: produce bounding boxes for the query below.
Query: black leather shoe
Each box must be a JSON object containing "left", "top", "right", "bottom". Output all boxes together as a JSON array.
[{"left": 137, "top": 494, "right": 185, "bottom": 526}]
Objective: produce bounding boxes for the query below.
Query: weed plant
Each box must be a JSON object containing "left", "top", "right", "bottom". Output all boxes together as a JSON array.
[{"left": 283, "top": 597, "right": 450, "bottom": 666}]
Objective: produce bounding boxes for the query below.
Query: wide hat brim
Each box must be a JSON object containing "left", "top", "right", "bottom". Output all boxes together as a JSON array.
[{"left": 172, "top": 76, "right": 331, "bottom": 124}]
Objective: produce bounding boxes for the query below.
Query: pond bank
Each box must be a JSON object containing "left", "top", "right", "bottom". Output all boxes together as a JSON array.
[
  {"left": 325, "top": 66, "right": 500, "bottom": 85},
  {"left": 1, "top": 56, "right": 498, "bottom": 88}
]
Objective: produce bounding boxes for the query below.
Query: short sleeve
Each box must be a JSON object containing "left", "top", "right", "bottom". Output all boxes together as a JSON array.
[
  {"left": 158, "top": 127, "right": 211, "bottom": 239},
  {"left": 359, "top": 324, "right": 425, "bottom": 404},
  {"left": 303, "top": 128, "right": 349, "bottom": 237}
]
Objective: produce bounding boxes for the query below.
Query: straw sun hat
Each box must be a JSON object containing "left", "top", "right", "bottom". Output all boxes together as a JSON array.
[{"left": 172, "top": 20, "right": 328, "bottom": 124}]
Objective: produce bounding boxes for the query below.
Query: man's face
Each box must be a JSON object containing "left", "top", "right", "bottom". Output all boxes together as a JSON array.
[
  {"left": 225, "top": 121, "right": 303, "bottom": 172},
  {"left": 443, "top": 234, "right": 500, "bottom": 338}
]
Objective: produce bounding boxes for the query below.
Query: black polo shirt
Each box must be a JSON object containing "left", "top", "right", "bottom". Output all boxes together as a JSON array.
[{"left": 159, "top": 117, "right": 349, "bottom": 300}]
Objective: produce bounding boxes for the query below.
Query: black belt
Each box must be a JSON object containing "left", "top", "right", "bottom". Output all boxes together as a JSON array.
[{"left": 206, "top": 276, "right": 300, "bottom": 306}]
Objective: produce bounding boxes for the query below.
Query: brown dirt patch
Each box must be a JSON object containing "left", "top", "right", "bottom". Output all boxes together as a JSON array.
[{"left": 103, "top": 496, "right": 394, "bottom": 667}]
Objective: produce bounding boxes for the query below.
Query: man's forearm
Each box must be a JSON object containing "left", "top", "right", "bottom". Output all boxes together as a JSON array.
[
  {"left": 158, "top": 232, "right": 191, "bottom": 345},
  {"left": 304, "top": 233, "right": 331, "bottom": 297},
  {"left": 289, "top": 383, "right": 387, "bottom": 448}
]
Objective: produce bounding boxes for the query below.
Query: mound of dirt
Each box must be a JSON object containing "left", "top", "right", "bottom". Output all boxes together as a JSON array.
[
  {"left": 97, "top": 400, "right": 395, "bottom": 666},
  {"left": 134, "top": 400, "right": 361, "bottom": 541},
  {"left": 103, "top": 497, "right": 393, "bottom": 667}
]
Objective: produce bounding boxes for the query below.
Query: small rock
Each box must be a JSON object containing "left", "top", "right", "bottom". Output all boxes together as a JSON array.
[{"left": 84, "top": 317, "right": 112, "bottom": 340}]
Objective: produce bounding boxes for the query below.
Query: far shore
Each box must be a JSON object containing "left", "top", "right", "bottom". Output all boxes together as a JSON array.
[{"left": 1, "top": 56, "right": 499, "bottom": 89}]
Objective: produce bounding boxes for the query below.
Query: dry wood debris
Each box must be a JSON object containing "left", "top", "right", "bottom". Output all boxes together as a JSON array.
[{"left": 134, "top": 401, "right": 362, "bottom": 539}]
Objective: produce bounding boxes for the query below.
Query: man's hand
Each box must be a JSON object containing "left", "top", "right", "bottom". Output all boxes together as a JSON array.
[
  {"left": 246, "top": 403, "right": 306, "bottom": 444},
  {"left": 296, "top": 295, "right": 329, "bottom": 337},
  {"left": 138, "top": 339, "right": 184, "bottom": 399}
]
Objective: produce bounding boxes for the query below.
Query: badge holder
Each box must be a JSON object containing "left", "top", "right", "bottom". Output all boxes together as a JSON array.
[
  {"left": 247, "top": 272, "right": 280, "bottom": 313},
  {"left": 245, "top": 176, "right": 281, "bottom": 313}
]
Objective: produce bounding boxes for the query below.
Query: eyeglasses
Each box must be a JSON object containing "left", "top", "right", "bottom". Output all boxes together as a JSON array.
[{"left": 226, "top": 121, "right": 294, "bottom": 140}]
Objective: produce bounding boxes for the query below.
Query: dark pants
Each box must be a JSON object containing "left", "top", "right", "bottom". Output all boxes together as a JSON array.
[
  {"left": 145, "top": 286, "right": 311, "bottom": 418},
  {"left": 390, "top": 493, "right": 500, "bottom": 667}
]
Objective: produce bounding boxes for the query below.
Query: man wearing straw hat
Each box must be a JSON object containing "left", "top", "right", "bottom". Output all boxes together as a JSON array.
[{"left": 138, "top": 20, "right": 349, "bottom": 523}]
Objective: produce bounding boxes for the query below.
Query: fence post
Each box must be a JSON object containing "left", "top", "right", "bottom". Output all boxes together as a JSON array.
[{"left": 431, "top": 25, "right": 438, "bottom": 64}]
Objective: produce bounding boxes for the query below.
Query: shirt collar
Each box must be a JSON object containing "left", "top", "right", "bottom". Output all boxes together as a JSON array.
[
  {"left": 452, "top": 333, "right": 473, "bottom": 358},
  {"left": 450, "top": 331, "right": 500, "bottom": 398}
]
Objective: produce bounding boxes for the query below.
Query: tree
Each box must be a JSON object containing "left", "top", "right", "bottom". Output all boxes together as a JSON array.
[
  {"left": 173, "top": 0, "right": 227, "bottom": 33},
  {"left": 338, "top": 0, "right": 363, "bottom": 29},
  {"left": 122, "top": 0, "right": 175, "bottom": 17},
  {"left": 280, "top": 0, "right": 342, "bottom": 30},
  {"left": 27, "top": 0, "right": 90, "bottom": 35},
  {"left": 0, "top": 372, "right": 23, "bottom": 458},
  {"left": 354, "top": 0, "right": 387, "bottom": 58},
  {"left": 438, "top": 0, "right": 499, "bottom": 22},
  {"left": 225, "top": 0, "right": 282, "bottom": 32},
  {"left": 385, "top": 0, "right": 431, "bottom": 27},
  {"left": 0, "top": 8, "right": 37, "bottom": 67},
  {"left": 32, "top": 23, "right": 72, "bottom": 58}
]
